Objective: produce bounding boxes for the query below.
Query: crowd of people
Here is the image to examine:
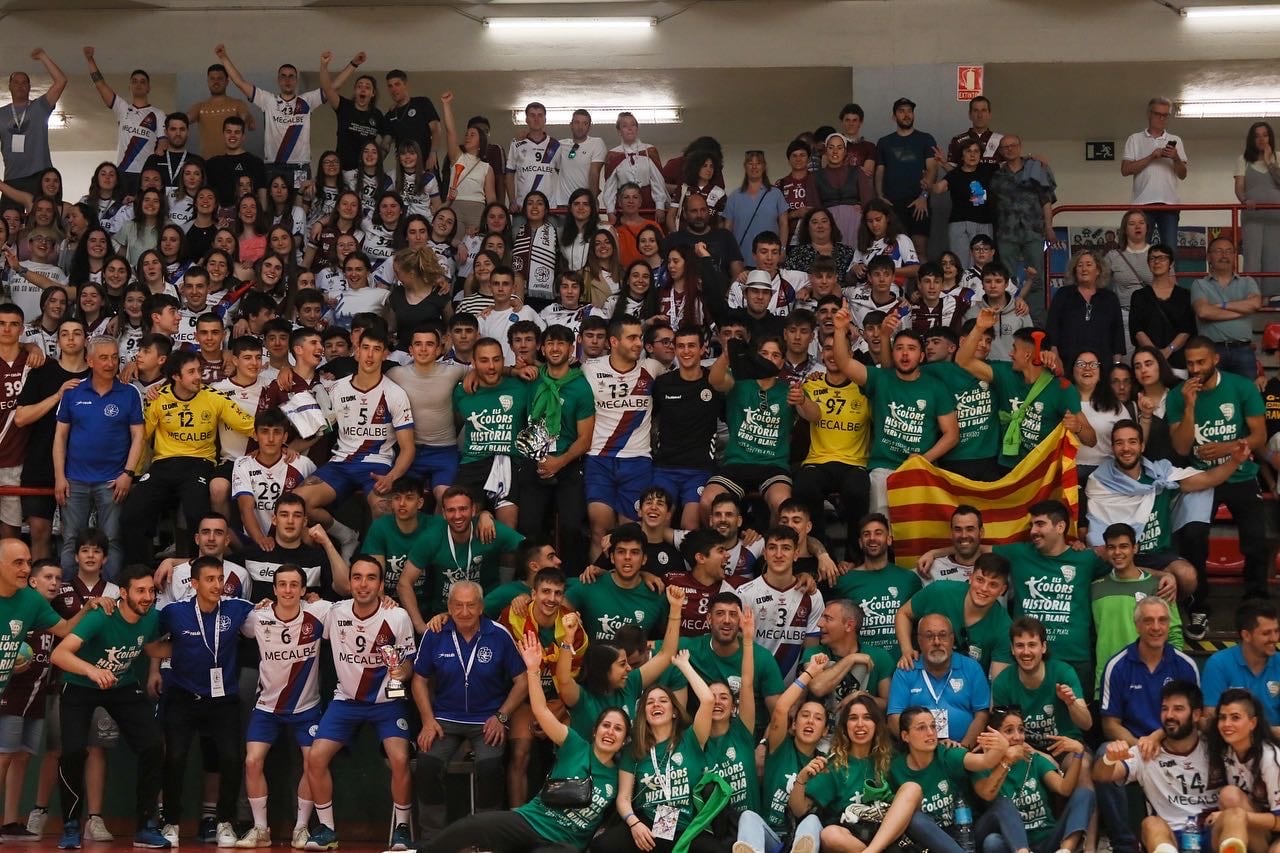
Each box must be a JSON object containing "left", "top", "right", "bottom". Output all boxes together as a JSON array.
[{"left": 0, "top": 40, "right": 1278, "bottom": 853}]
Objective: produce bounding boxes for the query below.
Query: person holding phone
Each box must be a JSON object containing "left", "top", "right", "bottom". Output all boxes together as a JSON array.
[{"left": 1121, "top": 97, "right": 1188, "bottom": 249}]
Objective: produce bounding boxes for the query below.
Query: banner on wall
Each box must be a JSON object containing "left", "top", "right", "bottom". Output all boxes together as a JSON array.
[{"left": 1046, "top": 224, "right": 1228, "bottom": 292}]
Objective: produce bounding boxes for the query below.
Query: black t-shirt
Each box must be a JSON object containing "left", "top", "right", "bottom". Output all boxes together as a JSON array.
[
  {"left": 206, "top": 152, "right": 267, "bottom": 206},
  {"left": 17, "top": 362, "right": 91, "bottom": 485},
  {"left": 661, "top": 229, "right": 743, "bottom": 278},
  {"left": 142, "top": 150, "right": 206, "bottom": 188},
  {"left": 388, "top": 288, "right": 450, "bottom": 349},
  {"left": 235, "top": 540, "right": 333, "bottom": 601},
  {"left": 652, "top": 368, "right": 722, "bottom": 470},
  {"left": 384, "top": 96, "right": 440, "bottom": 157},
  {"left": 590, "top": 541, "right": 688, "bottom": 580},
  {"left": 183, "top": 224, "right": 217, "bottom": 262},
  {"left": 945, "top": 163, "right": 997, "bottom": 225},
  {"left": 335, "top": 97, "right": 385, "bottom": 172}
]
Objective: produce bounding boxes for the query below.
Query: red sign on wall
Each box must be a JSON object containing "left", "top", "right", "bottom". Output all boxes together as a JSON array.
[{"left": 957, "top": 65, "right": 984, "bottom": 101}]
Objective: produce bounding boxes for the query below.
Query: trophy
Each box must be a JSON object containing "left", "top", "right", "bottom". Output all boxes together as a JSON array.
[
  {"left": 516, "top": 419, "right": 555, "bottom": 463},
  {"left": 379, "top": 645, "right": 407, "bottom": 699}
]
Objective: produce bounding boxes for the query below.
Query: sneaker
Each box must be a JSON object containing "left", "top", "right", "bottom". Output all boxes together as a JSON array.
[
  {"left": 304, "top": 825, "right": 338, "bottom": 851},
  {"left": 199, "top": 818, "right": 217, "bottom": 845},
  {"left": 24, "top": 810, "right": 46, "bottom": 838},
  {"left": 161, "top": 825, "right": 180, "bottom": 848},
  {"left": 1186, "top": 610, "right": 1210, "bottom": 641},
  {"left": 1, "top": 823, "right": 38, "bottom": 842},
  {"left": 235, "top": 827, "right": 271, "bottom": 849},
  {"left": 58, "top": 820, "right": 81, "bottom": 850},
  {"left": 387, "top": 824, "right": 411, "bottom": 852},
  {"left": 291, "top": 828, "right": 309, "bottom": 850},
  {"left": 133, "top": 822, "right": 172, "bottom": 849},
  {"left": 214, "top": 824, "right": 237, "bottom": 849},
  {"left": 85, "top": 816, "right": 113, "bottom": 843}
]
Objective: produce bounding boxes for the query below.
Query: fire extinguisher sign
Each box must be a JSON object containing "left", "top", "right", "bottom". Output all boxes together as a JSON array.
[{"left": 957, "top": 65, "right": 984, "bottom": 102}]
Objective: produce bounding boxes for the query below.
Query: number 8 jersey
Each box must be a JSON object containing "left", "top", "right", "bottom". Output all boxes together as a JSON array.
[{"left": 324, "top": 601, "right": 416, "bottom": 704}]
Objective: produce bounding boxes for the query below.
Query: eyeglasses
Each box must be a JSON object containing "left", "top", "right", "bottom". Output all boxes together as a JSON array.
[
  {"left": 567, "top": 142, "right": 579, "bottom": 160},
  {"left": 653, "top": 337, "right": 674, "bottom": 346},
  {"left": 1150, "top": 110, "right": 1171, "bottom": 118},
  {"left": 919, "top": 631, "right": 952, "bottom": 643},
  {"left": 1075, "top": 360, "right": 1100, "bottom": 369}
]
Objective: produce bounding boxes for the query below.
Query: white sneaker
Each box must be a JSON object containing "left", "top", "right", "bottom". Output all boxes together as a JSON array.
[
  {"left": 24, "top": 811, "right": 47, "bottom": 838},
  {"left": 85, "top": 816, "right": 113, "bottom": 843},
  {"left": 161, "top": 825, "right": 180, "bottom": 847},
  {"left": 291, "top": 828, "right": 309, "bottom": 850},
  {"left": 235, "top": 827, "right": 270, "bottom": 849},
  {"left": 215, "top": 824, "right": 237, "bottom": 849}
]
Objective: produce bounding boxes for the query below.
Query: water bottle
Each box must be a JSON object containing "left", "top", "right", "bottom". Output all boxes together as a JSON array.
[
  {"left": 1181, "top": 817, "right": 1201, "bottom": 853},
  {"left": 953, "top": 804, "right": 974, "bottom": 853}
]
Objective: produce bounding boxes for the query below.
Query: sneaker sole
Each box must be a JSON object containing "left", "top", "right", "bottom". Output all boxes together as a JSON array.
[{"left": 132, "top": 844, "right": 171, "bottom": 849}]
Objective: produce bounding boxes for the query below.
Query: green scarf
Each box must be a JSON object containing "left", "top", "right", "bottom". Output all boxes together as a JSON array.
[
  {"left": 999, "top": 369, "right": 1054, "bottom": 458},
  {"left": 529, "top": 364, "right": 583, "bottom": 438},
  {"left": 673, "top": 772, "right": 734, "bottom": 853}
]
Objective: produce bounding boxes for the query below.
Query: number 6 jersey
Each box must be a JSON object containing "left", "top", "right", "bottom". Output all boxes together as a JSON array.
[
  {"left": 324, "top": 601, "right": 416, "bottom": 703},
  {"left": 241, "top": 600, "right": 331, "bottom": 714}
]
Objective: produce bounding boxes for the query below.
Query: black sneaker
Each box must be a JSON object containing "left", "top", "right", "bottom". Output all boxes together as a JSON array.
[
  {"left": 199, "top": 817, "right": 217, "bottom": 845},
  {"left": 1186, "top": 610, "right": 1209, "bottom": 641},
  {"left": 1, "top": 822, "right": 39, "bottom": 842}
]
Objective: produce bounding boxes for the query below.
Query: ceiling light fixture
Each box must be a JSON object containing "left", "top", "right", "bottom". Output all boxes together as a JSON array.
[
  {"left": 1176, "top": 99, "right": 1280, "bottom": 118},
  {"left": 512, "top": 105, "right": 682, "bottom": 126},
  {"left": 484, "top": 16, "right": 657, "bottom": 31},
  {"left": 1182, "top": 4, "right": 1280, "bottom": 18}
]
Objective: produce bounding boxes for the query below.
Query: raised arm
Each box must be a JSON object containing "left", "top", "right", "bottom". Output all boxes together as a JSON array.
[
  {"left": 212, "top": 45, "right": 255, "bottom": 99},
  {"left": 517, "top": 634, "right": 569, "bottom": 745},
  {"left": 671, "top": 649, "right": 714, "bottom": 747},
  {"left": 32, "top": 49, "right": 68, "bottom": 106},
  {"left": 707, "top": 347, "right": 734, "bottom": 393},
  {"left": 82, "top": 46, "right": 116, "bottom": 108},
  {"left": 737, "top": 607, "right": 757, "bottom": 735},
  {"left": 553, "top": 612, "right": 583, "bottom": 708},
  {"left": 318, "top": 51, "right": 362, "bottom": 110},
  {"left": 439, "top": 91, "right": 461, "bottom": 159},
  {"left": 637, "top": 585, "right": 685, "bottom": 686},
  {"left": 830, "top": 308, "right": 870, "bottom": 386},
  {"left": 766, "top": 653, "right": 825, "bottom": 752},
  {"left": 955, "top": 307, "right": 996, "bottom": 383}
]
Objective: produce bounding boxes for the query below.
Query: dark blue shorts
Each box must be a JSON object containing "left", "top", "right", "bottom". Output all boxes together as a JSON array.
[
  {"left": 312, "top": 460, "right": 392, "bottom": 502},
  {"left": 314, "top": 698, "right": 411, "bottom": 745},
  {"left": 406, "top": 444, "right": 460, "bottom": 491},
  {"left": 246, "top": 705, "right": 323, "bottom": 747},
  {"left": 651, "top": 466, "right": 711, "bottom": 507},
  {"left": 584, "top": 456, "right": 652, "bottom": 519}
]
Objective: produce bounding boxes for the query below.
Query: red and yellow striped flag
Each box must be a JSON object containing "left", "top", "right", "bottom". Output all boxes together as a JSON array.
[{"left": 886, "top": 425, "right": 1080, "bottom": 568}]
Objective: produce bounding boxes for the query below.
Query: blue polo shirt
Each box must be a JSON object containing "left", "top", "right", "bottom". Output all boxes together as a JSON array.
[
  {"left": 56, "top": 378, "right": 143, "bottom": 482},
  {"left": 1202, "top": 645, "right": 1280, "bottom": 726},
  {"left": 159, "top": 597, "right": 254, "bottom": 697},
  {"left": 414, "top": 617, "right": 523, "bottom": 725},
  {"left": 1100, "top": 642, "right": 1200, "bottom": 737},
  {"left": 887, "top": 654, "right": 990, "bottom": 741}
]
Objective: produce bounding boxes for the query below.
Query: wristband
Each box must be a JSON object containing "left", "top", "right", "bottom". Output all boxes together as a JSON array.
[
  {"left": 559, "top": 642, "right": 574, "bottom": 651},
  {"left": 793, "top": 678, "right": 808, "bottom": 692},
  {"left": 1102, "top": 755, "right": 1118, "bottom": 767}
]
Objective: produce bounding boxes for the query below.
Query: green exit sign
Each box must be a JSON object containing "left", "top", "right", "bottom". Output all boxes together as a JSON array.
[{"left": 1085, "top": 141, "right": 1115, "bottom": 161}]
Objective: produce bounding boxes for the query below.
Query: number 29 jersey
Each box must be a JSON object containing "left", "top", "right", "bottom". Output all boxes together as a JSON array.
[
  {"left": 584, "top": 356, "right": 664, "bottom": 458},
  {"left": 241, "top": 600, "right": 331, "bottom": 714},
  {"left": 231, "top": 453, "right": 317, "bottom": 536},
  {"left": 324, "top": 601, "right": 416, "bottom": 704}
]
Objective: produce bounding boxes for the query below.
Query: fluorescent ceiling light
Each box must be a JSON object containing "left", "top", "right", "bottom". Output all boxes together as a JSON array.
[
  {"left": 1183, "top": 5, "right": 1280, "bottom": 18},
  {"left": 484, "top": 16, "right": 656, "bottom": 31},
  {"left": 1176, "top": 99, "right": 1280, "bottom": 118},
  {"left": 512, "top": 106, "right": 682, "bottom": 126}
]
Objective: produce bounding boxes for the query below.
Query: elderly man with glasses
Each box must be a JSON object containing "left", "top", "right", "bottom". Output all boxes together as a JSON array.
[{"left": 1121, "top": 96, "right": 1189, "bottom": 246}]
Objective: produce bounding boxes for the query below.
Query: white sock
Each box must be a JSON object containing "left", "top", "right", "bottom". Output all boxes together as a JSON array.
[
  {"left": 328, "top": 520, "right": 355, "bottom": 541},
  {"left": 1153, "top": 844, "right": 1177, "bottom": 853},
  {"left": 249, "top": 797, "right": 268, "bottom": 830},
  {"left": 315, "top": 802, "right": 334, "bottom": 830},
  {"left": 295, "top": 798, "right": 314, "bottom": 831},
  {"left": 393, "top": 804, "right": 411, "bottom": 827}
]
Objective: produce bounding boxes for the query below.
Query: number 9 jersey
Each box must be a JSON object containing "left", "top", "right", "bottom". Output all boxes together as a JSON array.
[{"left": 324, "top": 601, "right": 416, "bottom": 704}]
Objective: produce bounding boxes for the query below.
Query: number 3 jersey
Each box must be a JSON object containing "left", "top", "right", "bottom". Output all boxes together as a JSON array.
[
  {"left": 735, "top": 575, "right": 823, "bottom": 682},
  {"left": 327, "top": 376, "right": 414, "bottom": 466},
  {"left": 324, "top": 601, "right": 416, "bottom": 704},
  {"left": 584, "top": 356, "right": 665, "bottom": 458},
  {"left": 241, "top": 600, "right": 331, "bottom": 714}
]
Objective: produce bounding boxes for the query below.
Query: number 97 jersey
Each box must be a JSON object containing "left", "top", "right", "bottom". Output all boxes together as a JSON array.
[{"left": 324, "top": 601, "right": 416, "bottom": 704}]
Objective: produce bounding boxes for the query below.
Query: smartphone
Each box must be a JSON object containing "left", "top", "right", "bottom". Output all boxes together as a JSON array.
[{"left": 1165, "top": 141, "right": 1176, "bottom": 149}]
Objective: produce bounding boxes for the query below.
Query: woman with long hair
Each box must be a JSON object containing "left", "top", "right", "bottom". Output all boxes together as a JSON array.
[
  {"left": 202, "top": 249, "right": 237, "bottom": 307},
  {"left": 75, "top": 281, "right": 113, "bottom": 337},
  {"left": 330, "top": 251, "right": 387, "bottom": 329},
  {"left": 511, "top": 190, "right": 559, "bottom": 307},
  {"left": 183, "top": 187, "right": 220, "bottom": 263},
  {"left": 583, "top": 230, "right": 624, "bottom": 308},
  {"left": 427, "top": 207, "right": 461, "bottom": 282},
  {"left": 81, "top": 161, "right": 127, "bottom": 228},
  {"left": 166, "top": 160, "right": 207, "bottom": 231},
  {"left": 1047, "top": 248, "right": 1125, "bottom": 369},
  {"left": 560, "top": 187, "right": 606, "bottom": 272},
  {"left": 392, "top": 140, "right": 441, "bottom": 219},
  {"left": 101, "top": 255, "right": 132, "bottom": 307},
  {"left": 23, "top": 285, "right": 67, "bottom": 358},
  {"left": 315, "top": 233, "right": 360, "bottom": 310},
  {"left": 265, "top": 173, "right": 306, "bottom": 248},
  {"left": 1234, "top": 120, "right": 1280, "bottom": 295},
  {"left": 723, "top": 150, "right": 789, "bottom": 263},
  {"left": 1072, "top": 348, "right": 1127, "bottom": 518},
  {"left": 267, "top": 225, "right": 301, "bottom": 282},
  {"left": 785, "top": 207, "right": 856, "bottom": 275},
  {"left": 157, "top": 224, "right": 190, "bottom": 287},
  {"left": 850, "top": 198, "right": 919, "bottom": 285},
  {"left": 305, "top": 150, "right": 344, "bottom": 227},
  {"left": 635, "top": 224, "right": 669, "bottom": 291},
  {"left": 815, "top": 133, "right": 873, "bottom": 242},
  {"left": 1130, "top": 344, "right": 1180, "bottom": 460},
  {"left": 361, "top": 191, "right": 407, "bottom": 270},
  {"left": 667, "top": 151, "right": 726, "bottom": 233},
  {"left": 134, "top": 249, "right": 176, "bottom": 297},
  {"left": 440, "top": 90, "right": 496, "bottom": 236},
  {"left": 343, "top": 140, "right": 391, "bottom": 221},
  {"left": 374, "top": 214, "right": 430, "bottom": 287},
  {"left": 68, "top": 226, "right": 112, "bottom": 286},
  {"left": 232, "top": 193, "right": 269, "bottom": 268},
  {"left": 605, "top": 260, "right": 652, "bottom": 321},
  {"left": 644, "top": 245, "right": 711, "bottom": 330},
  {"left": 17, "top": 195, "right": 64, "bottom": 264},
  {"left": 789, "top": 694, "right": 922, "bottom": 853},
  {"left": 387, "top": 245, "right": 451, "bottom": 343},
  {"left": 456, "top": 249, "right": 500, "bottom": 315},
  {"left": 114, "top": 188, "right": 166, "bottom": 266},
  {"left": 115, "top": 282, "right": 148, "bottom": 367},
  {"left": 1205, "top": 688, "right": 1280, "bottom": 853},
  {"left": 1128, "top": 243, "right": 1196, "bottom": 371},
  {"left": 304, "top": 190, "right": 364, "bottom": 273},
  {"left": 1105, "top": 210, "right": 1153, "bottom": 337}
]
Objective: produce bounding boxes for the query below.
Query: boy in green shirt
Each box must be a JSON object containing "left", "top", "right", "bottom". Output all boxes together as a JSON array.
[
  {"left": 362, "top": 476, "right": 430, "bottom": 605},
  {"left": 895, "top": 551, "right": 1013, "bottom": 678},
  {"left": 990, "top": 616, "right": 1092, "bottom": 751},
  {"left": 567, "top": 524, "right": 668, "bottom": 642}
]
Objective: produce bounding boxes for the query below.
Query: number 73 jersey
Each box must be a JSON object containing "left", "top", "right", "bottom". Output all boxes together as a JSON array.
[{"left": 324, "top": 601, "right": 416, "bottom": 703}]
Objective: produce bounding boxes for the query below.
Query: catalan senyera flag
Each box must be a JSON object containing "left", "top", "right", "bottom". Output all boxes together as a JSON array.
[{"left": 886, "top": 424, "right": 1080, "bottom": 568}]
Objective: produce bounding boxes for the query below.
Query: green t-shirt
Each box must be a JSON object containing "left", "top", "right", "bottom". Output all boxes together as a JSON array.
[
  {"left": 924, "top": 361, "right": 998, "bottom": 462},
  {"left": 974, "top": 752, "right": 1059, "bottom": 846},
  {"left": 541, "top": 370, "right": 595, "bottom": 456},
  {"left": 64, "top": 607, "right": 160, "bottom": 689},
  {"left": 566, "top": 575, "right": 667, "bottom": 643},
  {"left": 863, "top": 366, "right": 956, "bottom": 470},
  {"left": 620, "top": 728, "right": 706, "bottom": 831},
  {"left": 990, "top": 659, "right": 1084, "bottom": 750},
  {"left": 996, "top": 542, "right": 1105, "bottom": 666},
  {"left": 407, "top": 516, "right": 526, "bottom": 613},
  {"left": 362, "top": 512, "right": 431, "bottom": 600},
  {"left": 761, "top": 739, "right": 813, "bottom": 831},
  {"left": 484, "top": 580, "right": 532, "bottom": 619},
  {"left": 800, "top": 643, "right": 895, "bottom": 716},
  {"left": 1090, "top": 569, "right": 1184, "bottom": 688},
  {"left": 569, "top": 667, "right": 643, "bottom": 739},
  {"left": 805, "top": 754, "right": 891, "bottom": 817},
  {"left": 723, "top": 379, "right": 792, "bottom": 468},
  {"left": 453, "top": 376, "right": 531, "bottom": 463},
  {"left": 1166, "top": 369, "right": 1265, "bottom": 483},
  {"left": 0, "top": 588, "right": 60, "bottom": 693},
  {"left": 832, "top": 566, "right": 922, "bottom": 660},
  {"left": 661, "top": 637, "right": 786, "bottom": 721},
  {"left": 989, "top": 362, "right": 1081, "bottom": 467},
  {"left": 705, "top": 717, "right": 761, "bottom": 812},
  {"left": 515, "top": 728, "right": 620, "bottom": 846},
  {"left": 888, "top": 744, "right": 971, "bottom": 827},
  {"left": 907, "top": 580, "right": 1013, "bottom": 673}
]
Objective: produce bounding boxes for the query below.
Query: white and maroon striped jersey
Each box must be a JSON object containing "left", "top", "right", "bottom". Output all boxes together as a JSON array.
[
  {"left": 212, "top": 376, "right": 273, "bottom": 462},
  {"left": 231, "top": 452, "right": 316, "bottom": 536},
  {"left": 736, "top": 575, "right": 823, "bottom": 682},
  {"left": 156, "top": 560, "right": 250, "bottom": 609},
  {"left": 324, "top": 601, "right": 415, "bottom": 704},
  {"left": 241, "top": 600, "right": 331, "bottom": 713},
  {"left": 584, "top": 356, "right": 664, "bottom": 458},
  {"left": 327, "top": 376, "right": 413, "bottom": 466},
  {"left": 251, "top": 88, "right": 325, "bottom": 167}
]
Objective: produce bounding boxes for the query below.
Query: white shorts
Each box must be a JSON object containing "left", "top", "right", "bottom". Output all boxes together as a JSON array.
[{"left": 0, "top": 466, "right": 21, "bottom": 528}]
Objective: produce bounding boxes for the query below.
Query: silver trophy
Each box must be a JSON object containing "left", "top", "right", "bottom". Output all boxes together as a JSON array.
[
  {"left": 379, "top": 645, "right": 407, "bottom": 699},
  {"left": 516, "top": 419, "right": 556, "bottom": 462}
]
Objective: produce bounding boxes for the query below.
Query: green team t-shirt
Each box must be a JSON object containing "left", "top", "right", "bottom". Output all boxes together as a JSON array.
[
  {"left": 542, "top": 370, "right": 595, "bottom": 456},
  {"left": 761, "top": 739, "right": 813, "bottom": 831},
  {"left": 0, "top": 587, "right": 60, "bottom": 693},
  {"left": 863, "top": 366, "right": 956, "bottom": 470},
  {"left": 907, "top": 580, "right": 1013, "bottom": 672},
  {"left": 800, "top": 643, "right": 895, "bottom": 715},
  {"left": 888, "top": 744, "right": 971, "bottom": 827},
  {"left": 620, "top": 728, "right": 706, "bottom": 831},
  {"left": 924, "top": 361, "right": 998, "bottom": 462},
  {"left": 832, "top": 566, "right": 922, "bottom": 660},
  {"left": 569, "top": 667, "right": 643, "bottom": 738},
  {"left": 515, "top": 728, "right": 620, "bottom": 846},
  {"left": 566, "top": 575, "right": 667, "bottom": 643},
  {"left": 1090, "top": 570, "right": 1184, "bottom": 688},
  {"left": 804, "top": 754, "right": 891, "bottom": 816},
  {"left": 989, "top": 362, "right": 1081, "bottom": 467},
  {"left": 484, "top": 580, "right": 532, "bottom": 619},
  {"left": 453, "top": 376, "right": 531, "bottom": 463},
  {"left": 705, "top": 717, "right": 761, "bottom": 812},
  {"left": 661, "top": 637, "right": 786, "bottom": 713},
  {"left": 64, "top": 606, "right": 160, "bottom": 689},
  {"left": 723, "top": 379, "right": 792, "bottom": 468},
  {"left": 362, "top": 512, "right": 431, "bottom": 600},
  {"left": 1166, "top": 370, "right": 1265, "bottom": 483},
  {"left": 974, "top": 752, "right": 1059, "bottom": 846},
  {"left": 989, "top": 659, "right": 1085, "bottom": 750},
  {"left": 407, "top": 517, "right": 526, "bottom": 613},
  {"left": 996, "top": 542, "right": 1105, "bottom": 666}
]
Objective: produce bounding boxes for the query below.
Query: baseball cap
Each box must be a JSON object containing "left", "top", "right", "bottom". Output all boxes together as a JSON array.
[
  {"left": 745, "top": 270, "right": 774, "bottom": 290},
  {"left": 893, "top": 97, "right": 917, "bottom": 111}
]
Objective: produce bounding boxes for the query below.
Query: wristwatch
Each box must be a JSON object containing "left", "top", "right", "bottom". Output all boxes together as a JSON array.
[{"left": 495, "top": 711, "right": 510, "bottom": 726}]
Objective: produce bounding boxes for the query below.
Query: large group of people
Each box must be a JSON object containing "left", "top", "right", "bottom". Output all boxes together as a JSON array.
[{"left": 0, "top": 39, "right": 1278, "bottom": 853}]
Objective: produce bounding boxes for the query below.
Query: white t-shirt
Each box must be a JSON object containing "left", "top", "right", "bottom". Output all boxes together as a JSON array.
[
  {"left": 1123, "top": 129, "right": 1188, "bottom": 205},
  {"left": 252, "top": 87, "right": 325, "bottom": 166},
  {"left": 7, "top": 262, "right": 68, "bottom": 323},
  {"left": 736, "top": 574, "right": 823, "bottom": 681},
  {"left": 1121, "top": 739, "right": 1219, "bottom": 827},
  {"left": 111, "top": 97, "right": 164, "bottom": 174},
  {"left": 506, "top": 135, "right": 561, "bottom": 207},
  {"left": 476, "top": 304, "right": 544, "bottom": 365},
  {"left": 327, "top": 375, "right": 414, "bottom": 466},
  {"left": 324, "top": 601, "right": 416, "bottom": 704},
  {"left": 241, "top": 600, "right": 331, "bottom": 713},
  {"left": 1222, "top": 741, "right": 1280, "bottom": 813},
  {"left": 551, "top": 136, "right": 606, "bottom": 206},
  {"left": 231, "top": 453, "right": 316, "bottom": 536}
]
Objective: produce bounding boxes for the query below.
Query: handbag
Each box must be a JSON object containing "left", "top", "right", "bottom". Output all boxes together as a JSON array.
[
  {"left": 840, "top": 802, "right": 928, "bottom": 852},
  {"left": 539, "top": 775, "right": 593, "bottom": 809}
]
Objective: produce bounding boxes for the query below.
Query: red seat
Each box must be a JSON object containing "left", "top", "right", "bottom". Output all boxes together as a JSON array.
[
  {"left": 1208, "top": 536, "right": 1245, "bottom": 577},
  {"left": 1264, "top": 323, "right": 1280, "bottom": 352},
  {"left": 1215, "top": 503, "right": 1233, "bottom": 522}
]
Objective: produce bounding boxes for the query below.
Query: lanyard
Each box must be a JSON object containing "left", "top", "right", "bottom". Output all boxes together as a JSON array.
[
  {"left": 445, "top": 529, "right": 473, "bottom": 575},
  {"left": 922, "top": 668, "right": 951, "bottom": 705},
  {"left": 194, "top": 600, "right": 221, "bottom": 660},
  {"left": 166, "top": 151, "right": 188, "bottom": 186},
  {"left": 649, "top": 742, "right": 675, "bottom": 800},
  {"left": 450, "top": 628, "right": 479, "bottom": 688},
  {"left": 10, "top": 104, "right": 27, "bottom": 132}
]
